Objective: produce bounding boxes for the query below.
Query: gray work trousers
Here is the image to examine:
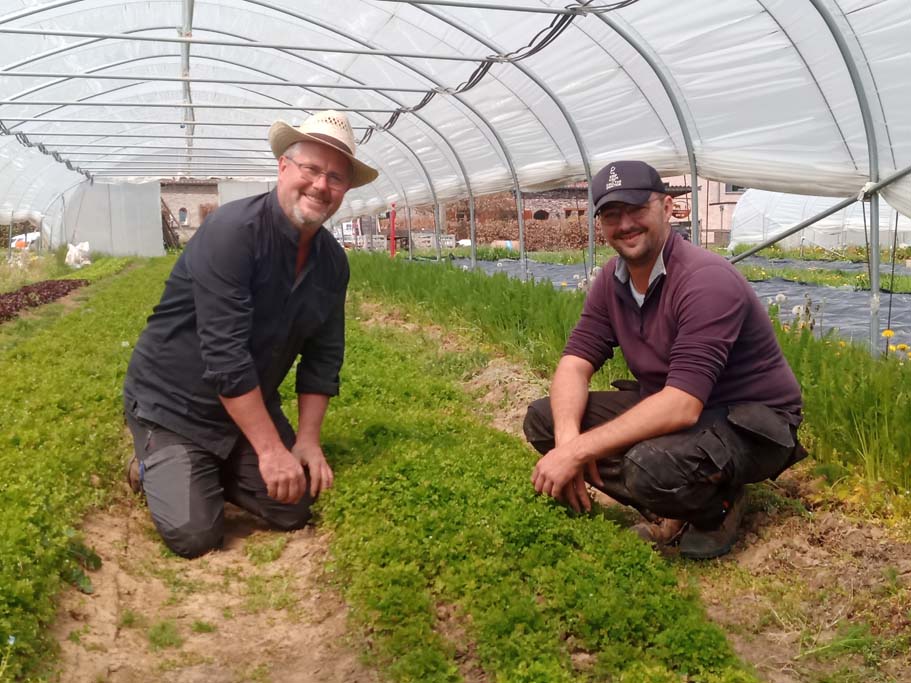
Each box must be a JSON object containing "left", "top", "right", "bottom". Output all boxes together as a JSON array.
[
  {"left": 523, "top": 388, "right": 803, "bottom": 529},
  {"left": 125, "top": 410, "right": 313, "bottom": 558}
]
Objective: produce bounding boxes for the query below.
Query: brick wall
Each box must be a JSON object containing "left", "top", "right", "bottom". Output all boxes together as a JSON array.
[
  {"left": 160, "top": 182, "right": 218, "bottom": 231},
  {"left": 374, "top": 178, "right": 739, "bottom": 250}
]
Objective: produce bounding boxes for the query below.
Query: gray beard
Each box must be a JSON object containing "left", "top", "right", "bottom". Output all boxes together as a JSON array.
[{"left": 292, "top": 204, "right": 325, "bottom": 231}]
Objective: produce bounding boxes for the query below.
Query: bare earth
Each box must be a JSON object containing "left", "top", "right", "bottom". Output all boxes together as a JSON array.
[
  {"left": 52, "top": 298, "right": 911, "bottom": 682},
  {"left": 50, "top": 501, "right": 377, "bottom": 683}
]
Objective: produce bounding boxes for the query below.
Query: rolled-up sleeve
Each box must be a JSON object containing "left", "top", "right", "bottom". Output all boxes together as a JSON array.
[
  {"left": 562, "top": 275, "right": 616, "bottom": 369},
  {"left": 296, "top": 295, "right": 345, "bottom": 396},
  {"left": 666, "top": 265, "right": 748, "bottom": 402},
  {"left": 185, "top": 217, "right": 260, "bottom": 398}
]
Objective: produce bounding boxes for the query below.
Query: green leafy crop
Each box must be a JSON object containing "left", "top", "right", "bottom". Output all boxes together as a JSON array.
[{"left": 313, "top": 309, "right": 755, "bottom": 682}]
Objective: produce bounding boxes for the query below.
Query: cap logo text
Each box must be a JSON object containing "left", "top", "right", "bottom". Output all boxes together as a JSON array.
[{"left": 606, "top": 166, "right": 622, "bottom": 190}]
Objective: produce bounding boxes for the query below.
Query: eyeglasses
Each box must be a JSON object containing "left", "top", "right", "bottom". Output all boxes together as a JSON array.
[
  {"left": 597, "top": 198, "right": 660, "bottom": 227},
  {"left": 282, "top": 156, "right": 349, "bottom": 191}
]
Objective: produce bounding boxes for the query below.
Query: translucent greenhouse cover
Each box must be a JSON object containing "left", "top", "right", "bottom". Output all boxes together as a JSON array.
[
  {"left": 730, "top": 189, "right": 911, "bottom": 251},
  {"left": 0, "top": 0, "right": 909, "bottom": 236}
]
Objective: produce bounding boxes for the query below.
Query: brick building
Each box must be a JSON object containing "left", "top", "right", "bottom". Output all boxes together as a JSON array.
[
  {"left": 160, "top": 179, "right": 218, "bottom": 242},
  {"left": 376, "top": 174, "right": 742, "bottom": 250}
]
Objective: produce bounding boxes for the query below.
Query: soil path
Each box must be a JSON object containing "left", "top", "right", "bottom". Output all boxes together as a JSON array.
[
  {"left": 51, "top": 499, "right": 377, "bottom": 683},
  {"left": 51, "top": 298, "right": 911, "bottom": 682}
]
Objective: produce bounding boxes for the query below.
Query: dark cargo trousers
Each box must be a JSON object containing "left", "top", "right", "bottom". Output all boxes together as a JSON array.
[
  {"left": 125, "top": 411, "right": 313, "bottom": 558},
  {"left": 523, "top": 388, "right": 803, "bottom": 529}
]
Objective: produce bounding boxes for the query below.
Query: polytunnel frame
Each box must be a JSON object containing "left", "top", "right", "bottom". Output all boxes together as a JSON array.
[
  {"left": 2, "top": 1, "right": 701, "bottom": 273},
  {"left": 0, "top": 24, "right": 465, "bottom": 256},
  {"left": 0, "top": 0, "right": 903, "bottom": 351},
  {"left": 0, "top": 14, "right": 505, "bottom": 268},
  {"left": 1, "top": 0, "right": 615, "bottom": 274}
]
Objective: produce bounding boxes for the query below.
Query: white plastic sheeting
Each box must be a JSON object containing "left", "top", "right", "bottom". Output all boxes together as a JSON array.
[
  {"left": 55, "top": 181, "right": 164, "bottom": 256},
  {"left": 730, "top": 189, "right": 911, "bottom": 251},
  {"left": 217, "top": 180, "right": 275, "bottom": 206},
  {"left": 0, "top": 0, "right": 909, "bottom": 230}
]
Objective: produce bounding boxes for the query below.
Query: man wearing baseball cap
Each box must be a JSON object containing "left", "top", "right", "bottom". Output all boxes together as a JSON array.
[
  {"left": 524, "top": 160, "right": 804, "bottom": 559},
  {"left": 123, "top": 110, "right": 377, "bottom": 558}
]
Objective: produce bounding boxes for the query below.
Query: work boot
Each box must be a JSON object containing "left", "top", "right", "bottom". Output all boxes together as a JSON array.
[
  {"left": 631, "top": 516, "right": 687, "bottom": 546},
  {"left": 125, "top": 454, "right": 142, "bottom": 494},
  {"left": 679, "top": 489, "right": 746, "bottom": 559}
]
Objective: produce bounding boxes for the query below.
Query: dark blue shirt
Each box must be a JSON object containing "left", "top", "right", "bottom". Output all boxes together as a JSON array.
[{"left": 124, "top": 189, "right": 348, "bottom": 457}]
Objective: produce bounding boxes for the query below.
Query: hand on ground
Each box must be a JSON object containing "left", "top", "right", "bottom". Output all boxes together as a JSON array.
[
  {"left": 532, "top": 443, "right": 582, "bottom": 500},
  {"left": 292, "top": 443, "right": 334, "bottom": 498},
  {"left": 259, "top": 448, "right": 307, "bottom": 504}
]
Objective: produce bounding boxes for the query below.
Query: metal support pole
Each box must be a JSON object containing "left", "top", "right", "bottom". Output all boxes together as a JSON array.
[
  {"left": 587, "top": 183, "right": 595, "bottom": 275},
  {"left": 0, "top": 26, "right": 487, "bottom": 62},
  {"left": 808, "top": 0, "right": 881, "bottom": 351},
  {"left": 595, "top": 13, "right": 700, "bottom": 245},
  {"left": 870, "top": 193, "right": 881, "bottom": 350},
  {"left": 407, "top": 205, "right": 414, "bottom": 261},
  {"left": 729, "top": 163, "right": 911, "bottom": 265},
  {"left": 434, "top": 204, "right": 442, "bottom": 262},
  {"left": 469, "top": 196, "right": 477, "bottom": 270},
  {"left": 515, "top": 190, "right": 527, "bottom": 281}
]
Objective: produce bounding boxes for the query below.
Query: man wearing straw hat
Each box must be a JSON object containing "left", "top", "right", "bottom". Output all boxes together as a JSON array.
[
  {"left": 524, "top": 160, "right": 805, "bottom": 559},
  {"left": 123, "top": 111, "right": 377, "bottom": 558}
]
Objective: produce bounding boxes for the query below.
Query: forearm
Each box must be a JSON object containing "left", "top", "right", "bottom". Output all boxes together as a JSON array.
[
  {"left": 550, "top": 356, "right": 595, "bottom": 445},
  {"left": 296, "top": 393, "right": 329, "bottom": 447},
  {"left": 220, "top": 387, "right": 284, "bottom": 458},
  {"left": 570, "top": 386, "right": 702, "bottom": 464}
]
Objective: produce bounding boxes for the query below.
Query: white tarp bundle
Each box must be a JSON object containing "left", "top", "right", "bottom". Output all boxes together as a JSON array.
[
  {"left": 0, "top": 0, "right": 909, "bottom": 231},
  {"left": 730, "top": 189, "right": 911, "bottom": 251}
]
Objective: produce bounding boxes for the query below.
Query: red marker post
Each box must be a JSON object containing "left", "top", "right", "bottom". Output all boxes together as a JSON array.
[{"left": 389, "top": 202, "right": 397, "bottom": 259}]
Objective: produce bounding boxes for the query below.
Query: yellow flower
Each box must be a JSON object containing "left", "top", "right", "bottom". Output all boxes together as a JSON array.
[
  {"left": 889, "top": 344, "right": 897, "bottom": 352},
  {"left": 838, "top": 341, "right": 847, "bottom": 348},
  {"left": 897, "top": 343, "right": 909, "bottom": 352},
  {"left": 882, "top": 329, "right": 895, "bottom": 338}
]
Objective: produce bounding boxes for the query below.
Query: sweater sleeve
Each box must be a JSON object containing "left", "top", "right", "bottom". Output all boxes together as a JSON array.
[
  {"left": 665, "top": 264, "right": 748, "bottom": 402},
  {"left": 562, "top": 271, "right": 617, "bottom": 369}
]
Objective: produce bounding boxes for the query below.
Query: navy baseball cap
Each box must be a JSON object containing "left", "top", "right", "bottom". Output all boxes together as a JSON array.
[{"left": 591, "top": 161, "right": 668, "bottom": 215}]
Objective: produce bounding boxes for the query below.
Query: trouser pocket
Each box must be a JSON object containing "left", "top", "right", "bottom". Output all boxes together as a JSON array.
[{"left": 725, "top": 403, "right": 802, "bottom": 483}]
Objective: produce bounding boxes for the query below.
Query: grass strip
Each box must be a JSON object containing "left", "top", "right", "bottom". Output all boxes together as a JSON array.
[
  {"left": 0, "top": 257, "right": 172, "bottom": 680},
  {"left": 738, "top": 264, "right": 911, "bottom": 293},
  {"left": 348, "top": 251, "right": 628, "bottom": 386},
  {"left": 347, "top": 253, "right": 911, "bottom": 502},
  {"left": 315, "top": 312, "right": 755, "bottom": 682}
]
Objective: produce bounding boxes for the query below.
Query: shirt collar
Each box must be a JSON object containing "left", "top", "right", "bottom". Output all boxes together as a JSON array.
[{"left": 613, "top": 240, "right": 668, "bottom": 289}]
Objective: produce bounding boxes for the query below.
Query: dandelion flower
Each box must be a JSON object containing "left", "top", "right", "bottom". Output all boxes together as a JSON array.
[
  {"left": 775, "top": 293, "right": 787, "bottom": 303},
  {"left": 897, "top": 343, "right": 909, "bottom": 352},
  {"left": 882, "top": 329, "right": 895, "bottom": 338},
  {"left": 838, "top": 341, "right": 847, "bottom": 347},
  {"left": 791, "top": 305, "right": 802, "bottom": 316},
  {"left": 560, "top": 281, "right": 568, "bottom": 287},
  {"left": 889, "top": 344, "right": 897, "bottom": 352}
]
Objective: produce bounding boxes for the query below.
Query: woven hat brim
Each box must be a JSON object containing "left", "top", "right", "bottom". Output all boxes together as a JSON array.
[{"left": 269, "top": 121, "right": 379, "bottom": 189}]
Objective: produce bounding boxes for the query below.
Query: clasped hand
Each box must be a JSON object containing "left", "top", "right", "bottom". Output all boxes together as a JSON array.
[
  {"left": 259, "top": 444, "right": 334, "bottom": 504},
  {"left": 531, "top": 441, "right": 603, "bottom": 513}
]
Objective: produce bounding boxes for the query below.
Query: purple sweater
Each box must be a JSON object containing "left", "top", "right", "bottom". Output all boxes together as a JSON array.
[{"left": 564, "top": 231, "right": 802, "bottom": 422}]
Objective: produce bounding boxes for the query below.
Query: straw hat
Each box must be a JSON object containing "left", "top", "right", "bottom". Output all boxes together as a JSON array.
[{"left": 268, "top": 111, "right": 378, "bottom": 188}]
